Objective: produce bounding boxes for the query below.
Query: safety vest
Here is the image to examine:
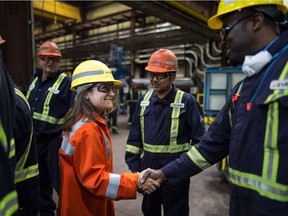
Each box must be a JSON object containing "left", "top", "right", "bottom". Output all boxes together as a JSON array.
[
  {"left": 14, "top": 88, "right": 39, "bottom": 184},
  {"left": 136, "top": 89, "right": 190, "bottom": 153},
  {"left": 187, "top": 62, "right": 288, "bottom": 202},
  {"left": 26, "top": 73, "right": 67, "bottom": 125}
]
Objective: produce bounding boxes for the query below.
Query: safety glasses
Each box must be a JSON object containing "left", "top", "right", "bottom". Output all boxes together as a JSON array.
[
  {"left": 41, "top": 56, "right": 61, "bottom": 63},
  {"left": 92, "top": 83, "right": 117, "bottom": 93},
  {"left": 149, "top": 72, "right": 174, "bottom": 81},
  {"left": 220, "top": 13, "right": 254, "bottom": 41}
]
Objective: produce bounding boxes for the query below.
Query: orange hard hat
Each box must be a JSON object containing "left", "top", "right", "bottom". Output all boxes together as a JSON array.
[
  {"left": 145, "top": 49, "right": 178, "bottom": 73},
  {"left": 38, "top": 41, "right": 62, "bottom": 57}
]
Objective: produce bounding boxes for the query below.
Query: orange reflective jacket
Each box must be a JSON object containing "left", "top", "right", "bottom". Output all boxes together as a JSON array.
[{"left": 58, "top": 115, "right": 138, "bottom": 216}]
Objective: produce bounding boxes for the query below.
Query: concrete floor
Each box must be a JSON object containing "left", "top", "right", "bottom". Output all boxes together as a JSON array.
[{"left": 113, "top": 115, "right": 230, "bottom": 216}]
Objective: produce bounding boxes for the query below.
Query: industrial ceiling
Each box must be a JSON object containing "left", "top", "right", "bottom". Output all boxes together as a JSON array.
[
  {"left": 0, "top": 1, "right": 223, "bottom": 87},
  {"left": 33, "top": 1, "right": 222, "bottom": 74}
]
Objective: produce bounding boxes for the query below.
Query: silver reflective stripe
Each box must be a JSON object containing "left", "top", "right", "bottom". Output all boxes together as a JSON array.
[
  {"left": 0, "top": 122, "right": 7, "bottom": 152},
  {"left": 263, "top": 102, "right": 278, "bottom": 181},
  {"left": 165, "top": 61, "right": 176, "bottom": 66},
  {"left": 8, "top": 138, "right": 15, "bottom": 159},
  {"left": 33, "top": 112, "right": 64, "bottom": 124},
  {"left": 99, "top": 129, "right": 111, "bottom": 159},
  {"left": 72, "top": 70, "right": 104, "bottom": 81},
  {"left": 26, "top": 77, "right": 38, "bottom": 100},
  {"left": 61, "top": 136, "right": 75, "bottom": 156},
  {"left": 229, "top": 168, "right": 288, "bottom": 201},
  {"left": 105, "top": 173, "right": 120, "bottom": 200},
  {"left": 140, "top": 90, "right": 153, "bottom": 144},
  {"left": 15, "top": 88, "right": 30, "bottom": 109},
  {"left": 15, "top": 164, "right": 39, "bottom": 183},
  {"left": 144, "top": 142, "right": 190, "bottom": 153},
  {"left": 187, "top": 146, "right": 210, "bottom": 170},
  {"left": 170, "top": 90, "right": 184, "bottom": 145},
  {"left": 0, "top": 191, "right": 18, "bottom": 216},
  {"left": 43, "top": 73, "right": 67, "bottom": 115},
  {"left": 61, "top": 119, "right": 88, "bottom": 156},
  {"left": 126, "top": 144, "right": 143, "bottom": 154}
]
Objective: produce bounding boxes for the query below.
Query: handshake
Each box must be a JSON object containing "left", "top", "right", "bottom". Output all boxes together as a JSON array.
[{"left": 136, "top": 168, "right": 167, "bottom": 195}]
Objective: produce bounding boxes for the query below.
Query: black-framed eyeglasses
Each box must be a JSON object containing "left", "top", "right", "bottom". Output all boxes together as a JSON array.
[
  {"left": 92, "top": 83, "right": 117, "bottom": 93},
  {"left": 41, "top": 56, "right": 61, "bottom": 63},
  {"left": 220, "top": 13, "right": 254, "bottom": 41},
  {"left": 149, "top": 72, "right": 174, "bottom": 81}
]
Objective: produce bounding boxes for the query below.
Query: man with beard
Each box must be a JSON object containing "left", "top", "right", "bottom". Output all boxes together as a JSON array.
[{"left": 141, "top": 1, "right": 288, "bottom": 215}]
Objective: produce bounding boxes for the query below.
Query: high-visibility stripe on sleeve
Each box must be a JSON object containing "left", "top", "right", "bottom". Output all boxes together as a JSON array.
[
  {"left": 187, "top": 146, "right": 210, "bottom": 170},
  {"left": 0, "top": 191, "right": 18, "bottom": 216},
  {"left": 126, "top": 144, "right": 143, "bottom": 155},
  {"left": 105, "top": 173, "right": 120, "bottom": 200}
]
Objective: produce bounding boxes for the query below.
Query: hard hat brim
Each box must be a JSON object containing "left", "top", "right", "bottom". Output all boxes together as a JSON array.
[
  {"left": 145, "top": 66, "right": 177, "bottom": 73},
  {"left": 207, "top": 2, "right": 288, "bottom": 30},
  {"left": 70, "top": 79, "right": 123, "bottom": 91}
]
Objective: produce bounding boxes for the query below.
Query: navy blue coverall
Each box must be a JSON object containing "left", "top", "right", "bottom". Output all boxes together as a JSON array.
[
  {"left": 26, "top": 68, "right": 76, "bottom": 215},
  {"left": 126, "top": 85, "right": 205, "bottom": 216},
  {"left": 0, "top": 57, "right": 18, "bottom": 216},
  {"left": 161, "top": 30, "right": 288, "bottom": 216},
  {"left": 14, "top": 87, "right": 39, "bottom": 216}
]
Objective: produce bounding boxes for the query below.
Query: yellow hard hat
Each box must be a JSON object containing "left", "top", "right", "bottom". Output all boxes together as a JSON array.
[
  {"left": 208, "top": 0, "right": 288, "bottom": 29},
  {"left": 71, "top": 60, "right": 123, "bottom": 91}
]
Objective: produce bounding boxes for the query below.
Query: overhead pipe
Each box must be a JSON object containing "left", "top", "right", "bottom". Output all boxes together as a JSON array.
[
  {"left": 205, "top": 42, "right": 221, "bottom": 61},
  {"left": 193, "top": 44, "right": 221, "bottom": 68},
  {"left": 212, "top": 41, "right": 222, "bottom": 54}
]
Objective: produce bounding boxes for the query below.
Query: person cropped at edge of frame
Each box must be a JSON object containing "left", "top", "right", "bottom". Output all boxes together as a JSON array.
[
  {"left": 58, "top": 60, "right": 160, "bottom": 216},
  {"left": 26, "top": 41, "right": 76, "bottom": 215},
  {"left": 125, "top": 49, "right": 205, "bottom": 216},
  {"left": 142, "top": 1, "right": 288, "bottom": 215}
]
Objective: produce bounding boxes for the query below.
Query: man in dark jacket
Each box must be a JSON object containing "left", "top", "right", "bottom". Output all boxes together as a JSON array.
[
  {"left": 26, "top": 41, "right": 76, "bottom": 215},
  {"left": 142, "top": 1, "right": 288, "bottom": 215}
]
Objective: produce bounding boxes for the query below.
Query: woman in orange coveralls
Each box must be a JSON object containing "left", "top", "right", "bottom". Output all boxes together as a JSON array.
[{"left": 58, "top": 60, "right": 159, "bottom": 216}]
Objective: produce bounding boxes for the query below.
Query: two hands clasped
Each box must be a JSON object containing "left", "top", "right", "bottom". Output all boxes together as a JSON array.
[{"left": 136, "top": 168, "right": 167, "bottom": 195}]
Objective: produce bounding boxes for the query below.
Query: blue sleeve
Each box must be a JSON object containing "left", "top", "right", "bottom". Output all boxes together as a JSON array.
[
  {"left": 185, "top": 94, "right": 205, "bottom": 145},
  {"left": 125, "top": 96, "right": 144, "bottom": 172},
  {"left": 162, "top": 101, "right": 232, "bottom": 180}
]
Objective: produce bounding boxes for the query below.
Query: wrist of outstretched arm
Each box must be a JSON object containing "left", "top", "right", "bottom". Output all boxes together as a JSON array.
[{"left": 136, "top": 172, "right": 141, "bottom": 188}]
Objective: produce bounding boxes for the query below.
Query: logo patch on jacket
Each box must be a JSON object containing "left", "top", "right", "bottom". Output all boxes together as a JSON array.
[
  {"left": 270, "top": 80, "right": 288, "bottom": 90},
  {"left": 140, "top": 101, "right": 150, "bottom": 106},
  {"left": 170, "top": 103, "right": 184, "bottom": 108},
  {"left": 29, "top": 84, "right": 35, "bottom": 91},
  {"left": 48, "top": 87, "right": 60, "bottom": 94}
]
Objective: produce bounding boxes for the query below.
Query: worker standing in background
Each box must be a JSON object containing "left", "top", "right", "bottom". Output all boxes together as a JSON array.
[
  {"left": 26, "top": 41, "right": 76, "bottom": 215},
  {"left": 126, "top": 77, "right": 142, "bottom": 127},
  {"left": 125, "top": 49, "right": 205, "bottom": 216},
  {"left": 14, "top": 87, "right": 39, "bottom": 216},
  {"left": 141, "top": 1, "right": 288, "bottom": 215}
]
